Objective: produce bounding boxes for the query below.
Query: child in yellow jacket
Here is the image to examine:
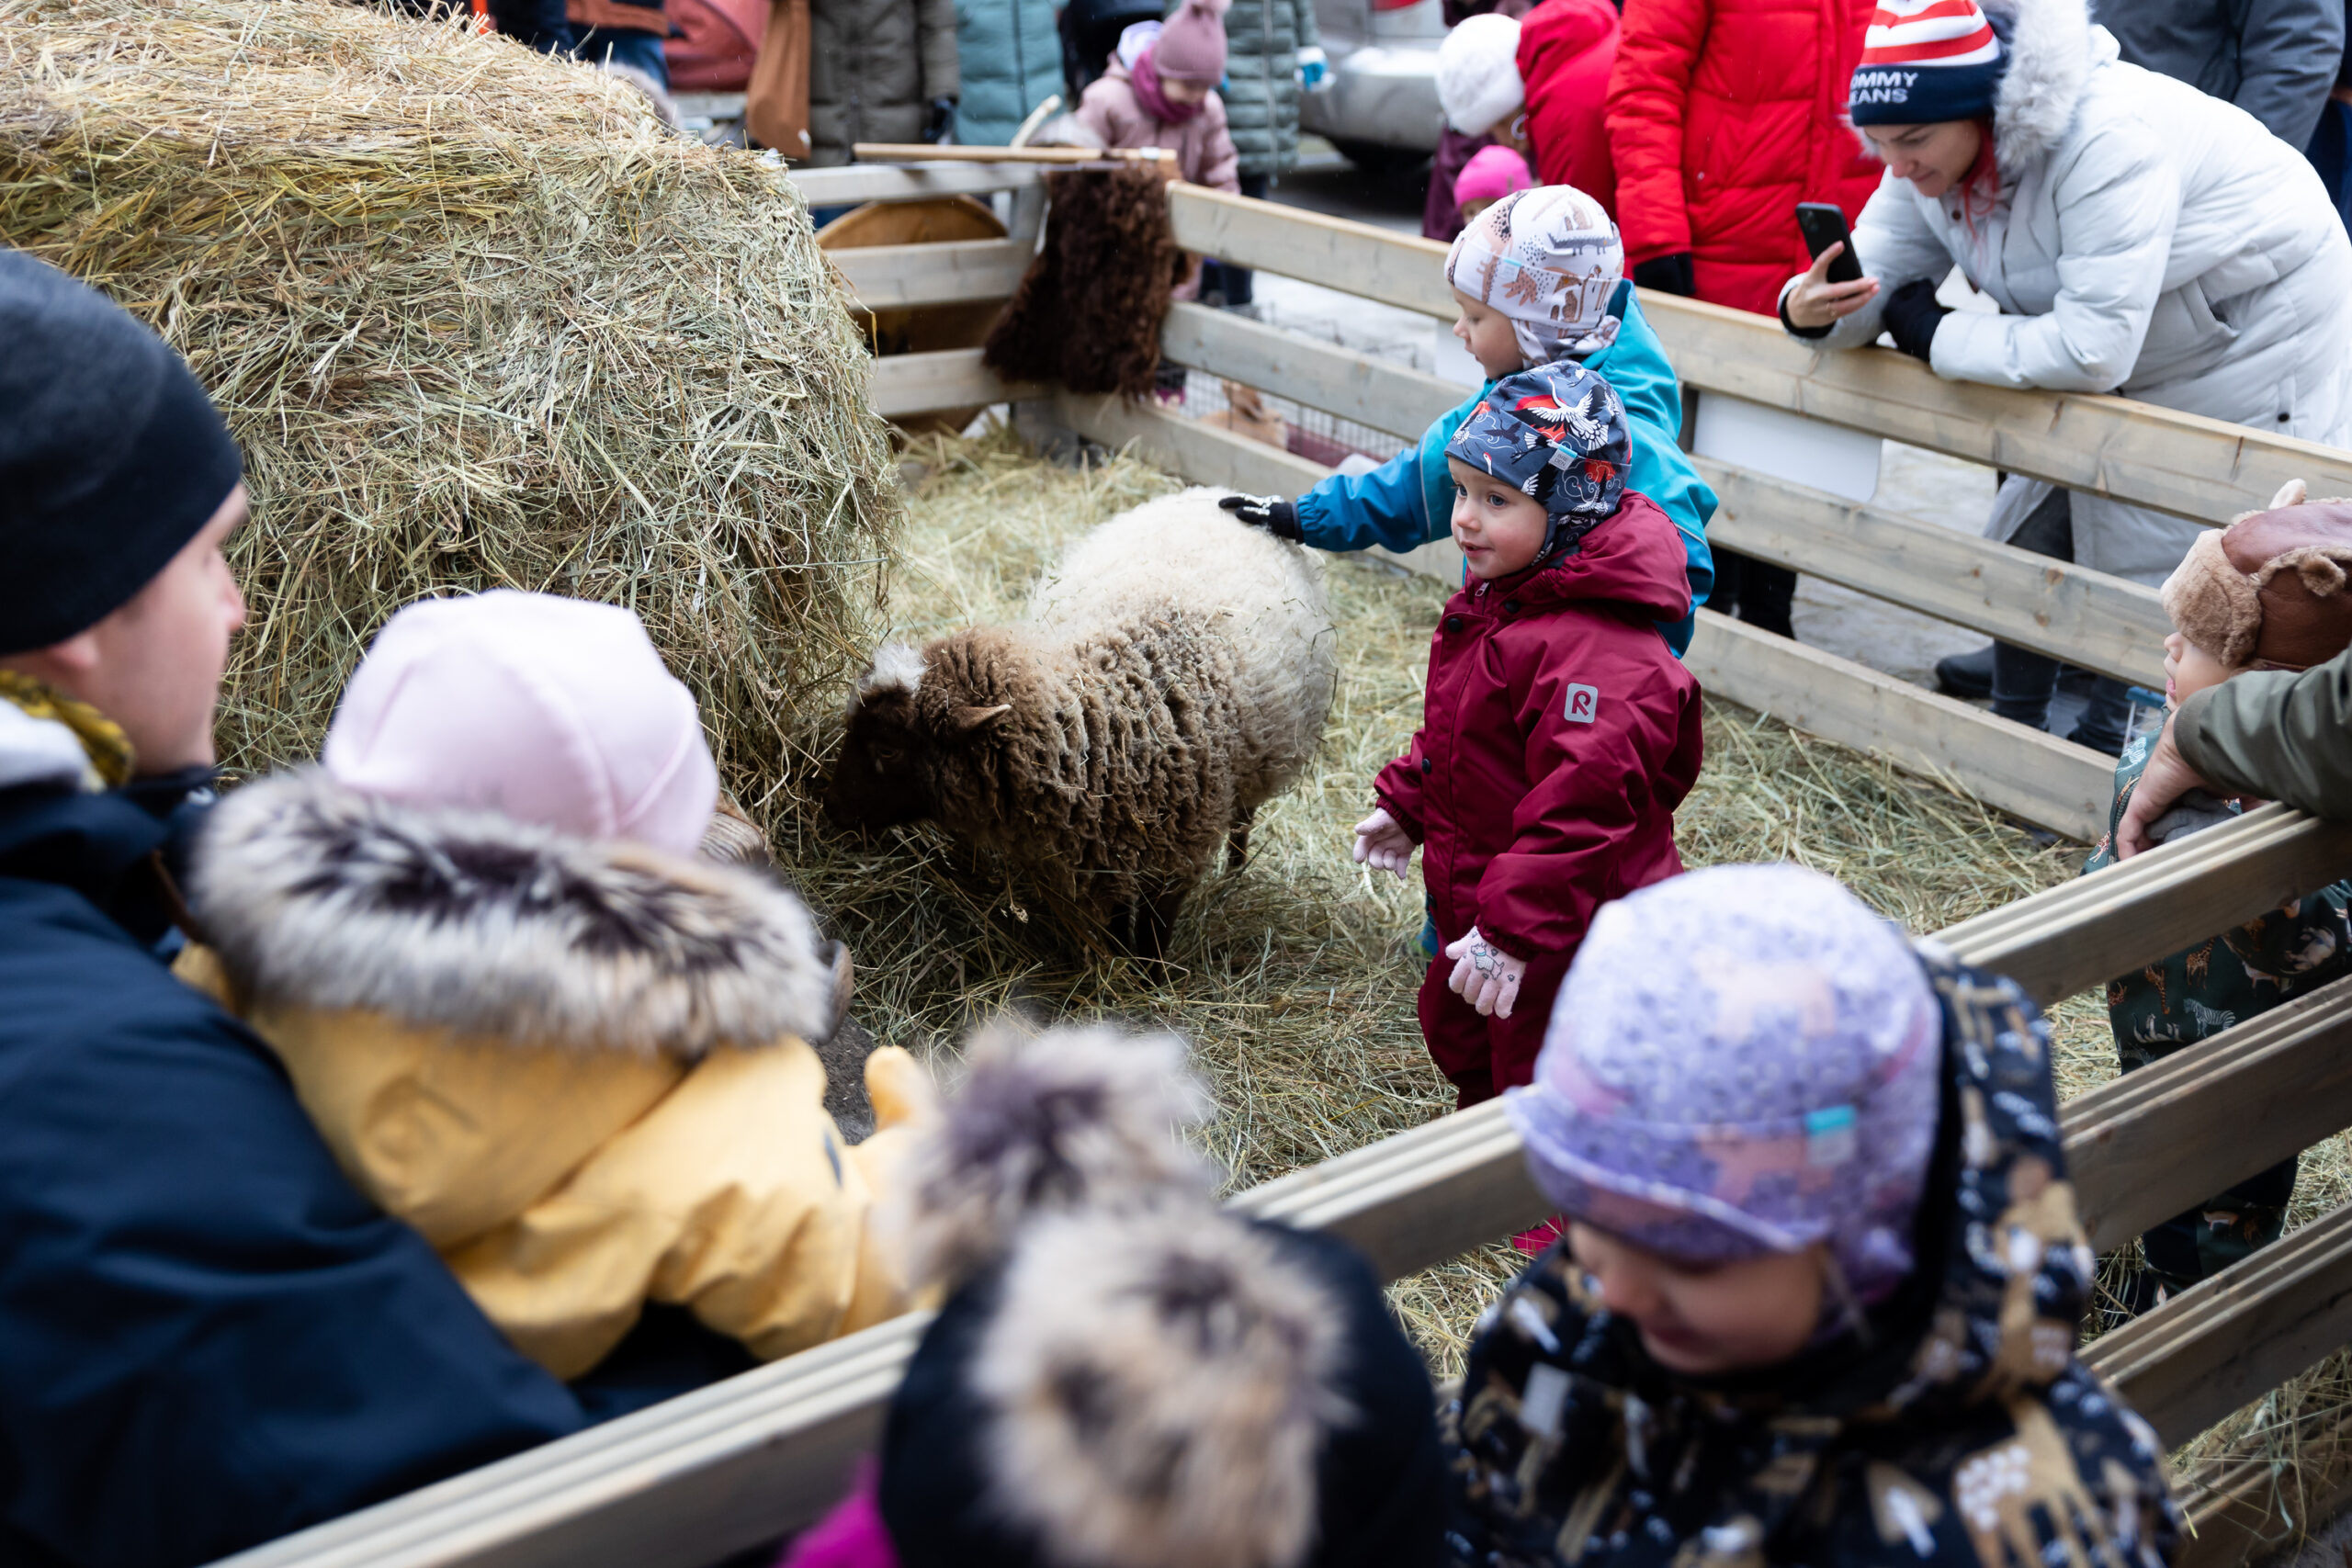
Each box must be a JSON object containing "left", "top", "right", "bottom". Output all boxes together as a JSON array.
[{"left": 178, "top": 590, "right": 927, "bottom": 1379}]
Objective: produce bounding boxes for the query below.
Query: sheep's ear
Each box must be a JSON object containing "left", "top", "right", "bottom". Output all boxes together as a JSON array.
[{"left": 953, "top": 703, "right": 1013, "bottom": 733}]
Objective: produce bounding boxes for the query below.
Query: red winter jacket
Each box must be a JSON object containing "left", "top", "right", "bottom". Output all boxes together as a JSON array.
[
  {"left": 1602, "top": 0, "right": 1881, "bottom": 315},
  {"left": 1374, "top": 492, "right": 1703, "bottom": 964},
  {"left": 1515, "top": 0, "right": 1618, "bottom": 214}
]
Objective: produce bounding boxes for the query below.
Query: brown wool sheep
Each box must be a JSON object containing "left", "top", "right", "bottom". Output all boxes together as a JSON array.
[{"left": 826, "top": 488, "right": 1337, "bottom": 955}]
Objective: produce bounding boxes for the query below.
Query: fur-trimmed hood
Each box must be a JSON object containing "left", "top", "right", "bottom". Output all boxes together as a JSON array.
[
  {"left": 1852, "top": 0, "right": 2097, "bottom": 172},
  {"left": 187, "top": 768, "right": 839, "bottom": 1055},
  {"left": 1984, "top": 0, "right": 2098, "bottom": 171}
]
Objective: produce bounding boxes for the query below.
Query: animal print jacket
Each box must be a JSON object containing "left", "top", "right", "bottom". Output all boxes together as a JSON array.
[{"left": 1444, "top": 952, "right": 2179, "bottom": 1568}]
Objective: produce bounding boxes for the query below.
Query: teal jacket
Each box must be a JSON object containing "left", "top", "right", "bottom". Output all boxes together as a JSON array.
[
  {"left": 1292, "top": 283, "right": 1717, "bottom": 655},
  {"left": 954, "top": 0, "right": 1062, "bottom": 149}
]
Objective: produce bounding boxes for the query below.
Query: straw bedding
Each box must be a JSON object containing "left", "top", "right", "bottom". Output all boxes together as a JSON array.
[
  {"left": 783, "top": 425, "right": 2147, "bottom": 1371},
  {"left": 0, "top": 0, "right": 898, "bottom": 794}
]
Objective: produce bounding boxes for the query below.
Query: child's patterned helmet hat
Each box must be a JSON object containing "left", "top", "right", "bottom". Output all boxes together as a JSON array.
[
  {"left": 1445, "top": 361, "right": 1632, "bottom": 558},
  {"left": 1505, "top": 863, "right": 1943, "bottom": 1303},
  {"left": 1444, "top": 185, "right": 1623, "bottom": 361}
]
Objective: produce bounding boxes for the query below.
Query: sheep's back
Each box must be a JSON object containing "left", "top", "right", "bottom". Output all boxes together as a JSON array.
[{"left": 1029, "top": 488, "right": 1337, "bottom": 804}]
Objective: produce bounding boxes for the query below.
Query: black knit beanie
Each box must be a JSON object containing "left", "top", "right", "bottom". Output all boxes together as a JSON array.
[
  {"left": 0, "top": 249, "right": 243, "bottom": 656},
  {"left": 878, "top": 1218, "right": 1448, "bottom": 1568}
]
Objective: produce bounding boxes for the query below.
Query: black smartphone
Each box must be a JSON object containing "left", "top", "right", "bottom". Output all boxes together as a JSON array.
[{"left": 1794, "top": 202, "right": 1864, "bottom": 284}]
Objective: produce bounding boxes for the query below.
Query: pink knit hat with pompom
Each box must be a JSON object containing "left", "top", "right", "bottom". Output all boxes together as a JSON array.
[
  {"left": 1154, "top": 0, "right": 1230, "bottom": 83},
  {"left": 1454, "top": 145, "right": 1533, "bottom": 209}
]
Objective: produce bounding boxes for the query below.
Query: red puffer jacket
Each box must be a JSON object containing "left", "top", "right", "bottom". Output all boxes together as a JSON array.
[
  {"left": 1373, "top": 492, "right": 1703, "bottom": 965},
  {"left": 1515, "top": 0, "right": 1618, "bottom": 213},
  {"left": 1603, "top": 0, "right": 1881, "bottom": 315}
]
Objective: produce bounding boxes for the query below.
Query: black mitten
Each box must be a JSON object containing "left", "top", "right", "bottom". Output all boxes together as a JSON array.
[
  {"left": 1217, "top": 492, "right": 1304, "bottom": 542},
  {"left": 922, "top": 96, "right": 957, "bottom": 144},
  {"left": 1882, "top": 277, "right": 1951, "bottom": 362},
  {"left": 1631, "top": 252, "right": 1696, "bottom": 298}
]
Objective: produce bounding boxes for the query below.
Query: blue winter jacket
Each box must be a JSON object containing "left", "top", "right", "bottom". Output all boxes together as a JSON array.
[
  {"left": 0, "top": 768, "right": 751, "bottom": 1566},
  {"left": 955, "top": 0, "right": 1064, "bottom": 148},
  {"left": 1291, "top": 282, "right": 1717, "bottom": 654}
]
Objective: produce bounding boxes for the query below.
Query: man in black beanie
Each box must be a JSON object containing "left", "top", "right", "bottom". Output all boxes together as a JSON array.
[{"left": 0, "top": 250, "right": 604, "bottom": 1567}]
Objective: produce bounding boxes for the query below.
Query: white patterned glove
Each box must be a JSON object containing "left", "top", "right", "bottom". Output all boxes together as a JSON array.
[{"left": 1445, "top": 927, "right": 1527, "bottom": 1018}]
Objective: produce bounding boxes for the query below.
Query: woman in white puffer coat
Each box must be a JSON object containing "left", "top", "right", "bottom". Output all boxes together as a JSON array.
[{"left": 1782, "top": 0, "right": 2352, "bottom": 750}]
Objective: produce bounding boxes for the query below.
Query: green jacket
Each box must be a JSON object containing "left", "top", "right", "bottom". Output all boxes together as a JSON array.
[
  {"left": 2084, "top": 729, "right": 2352, "bottom": 1070},
  {"left": 955, "top": 0, "right": 1061, "bottom": 148},
  {"left": 2176, "top": 642, "right": 2352, "bottom": 819},
  {"left": 808, "top": 0, "right": 962, "bottom": 165},
  {"left": 1205, "top": 0, "right": 1319, "bottom": 177}
]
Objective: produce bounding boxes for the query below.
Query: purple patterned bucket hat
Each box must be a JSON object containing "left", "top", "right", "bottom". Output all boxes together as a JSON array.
[{"left": 1505, "top": 863, "right": 1942, "bottom": 1303}]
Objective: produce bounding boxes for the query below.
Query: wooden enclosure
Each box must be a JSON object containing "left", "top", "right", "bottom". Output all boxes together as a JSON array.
[{"left": 209, "top": 165, "right": 2352, "bottom": 1568}]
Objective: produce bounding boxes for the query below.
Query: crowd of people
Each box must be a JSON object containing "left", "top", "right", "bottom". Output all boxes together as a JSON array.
[{"left": 11, "top": 0, "right": 2352, "bottom": 1565}]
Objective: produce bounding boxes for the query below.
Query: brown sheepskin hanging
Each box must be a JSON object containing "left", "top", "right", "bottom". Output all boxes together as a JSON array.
[{"left": 984, "top": 163, "right": 1183, "bottom": 400}]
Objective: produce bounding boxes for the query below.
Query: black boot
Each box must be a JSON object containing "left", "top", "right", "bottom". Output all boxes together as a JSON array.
[{"left": 1934, "top": 645, "right": 1996, "bottom": 699}]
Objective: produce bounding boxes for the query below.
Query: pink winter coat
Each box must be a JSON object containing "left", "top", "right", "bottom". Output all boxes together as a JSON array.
[
  {"left": 1073, "top": 62, "right": 1241, "bottom": 193},
  {"left": 1374, "top": 491, "right": 1703, "bottom": 964}
]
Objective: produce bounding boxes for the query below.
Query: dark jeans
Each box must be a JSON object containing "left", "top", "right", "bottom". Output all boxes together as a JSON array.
[
  {"left": 1708, "top": 551, "right": 1796, "bottom": 638},
  {"left": 1991, "top": 484, "right": 2133, "bottom": 750},
  {"left": 1197, "top": 174, "right": 1271, "bottom": 308}
]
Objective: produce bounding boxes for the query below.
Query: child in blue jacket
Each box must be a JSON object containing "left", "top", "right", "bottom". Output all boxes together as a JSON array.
[{"left": 1221, "top": 185, "right": 1716, "bottom": 653}]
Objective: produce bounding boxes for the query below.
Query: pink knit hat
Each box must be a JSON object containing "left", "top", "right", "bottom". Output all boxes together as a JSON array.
[
  {"left": 322, "top": 590, "right": 719, "bottom": 859},
  {"left": 1454, "top": 145, "right": 1533, "bottom": 210},
  {"left": 1153, "top": 0, "right": 1230, "bottom": 83}
]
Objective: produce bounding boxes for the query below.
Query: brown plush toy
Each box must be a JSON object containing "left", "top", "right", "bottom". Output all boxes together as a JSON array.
[{"left": 2164, "top": 479, "right": 2352, "bottom": 671}]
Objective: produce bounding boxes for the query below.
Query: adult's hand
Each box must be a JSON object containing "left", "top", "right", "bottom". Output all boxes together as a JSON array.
[
  {"left": 2115, "top": 714, "right": 2215, "bottom": 857},
  {"left": 1631, "top": 253, "right": 1696, "bottom": 298},
  {"left": 1352, "top": 807, "right": 1416, "bottom": 879},
  {"left": 1445, "top": 926, "right": 1527, "bottom": 1018},
  {"left": 1781, "top": 243, "right": 1879, "bottom": 331},
  {"left": 1880, "top": 277, "right": 1950, "bottom": 362}
]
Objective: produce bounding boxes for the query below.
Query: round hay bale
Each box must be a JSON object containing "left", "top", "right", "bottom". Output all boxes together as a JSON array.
[{"left": 0, "top": 0, "right": 899, "bottom": 811}]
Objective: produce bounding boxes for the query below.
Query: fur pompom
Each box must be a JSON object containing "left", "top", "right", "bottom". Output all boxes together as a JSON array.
[
  {"left": 190, "top": 769, "right": 838, "bottom": 1055},
  {"left": 974, "top": 1203, "right": 1351, "bottom": 1568},
  {"left": 897, "top": 1021, "right": 1217, "bottom": 1288}
]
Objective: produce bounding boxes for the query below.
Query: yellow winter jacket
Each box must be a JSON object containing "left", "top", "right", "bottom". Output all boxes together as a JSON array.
[{"left": 176, "top": 770, "right": 926, "bottom": 1379}]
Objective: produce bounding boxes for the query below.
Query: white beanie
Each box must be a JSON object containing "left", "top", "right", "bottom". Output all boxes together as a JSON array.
[
  {"left": 1437, "top": 14, "right": 1524, "bottom": 136},
  {"left": 322, "top": 590, "right": 720, "bottom": 859}
]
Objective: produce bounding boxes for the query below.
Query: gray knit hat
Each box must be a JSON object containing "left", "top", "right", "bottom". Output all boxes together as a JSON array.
[{"left": 0, "top": 250, "right": 243, "bottom": 655}]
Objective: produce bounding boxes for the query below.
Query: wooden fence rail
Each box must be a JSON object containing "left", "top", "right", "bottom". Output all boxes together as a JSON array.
[{"left": 212, "top": 807, "right": 2352, "bottom": 1568}]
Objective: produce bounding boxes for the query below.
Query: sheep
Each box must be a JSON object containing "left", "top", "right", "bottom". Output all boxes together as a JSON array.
[{"left": 826, "top": 486, "right": 1338, "bottom": 956}]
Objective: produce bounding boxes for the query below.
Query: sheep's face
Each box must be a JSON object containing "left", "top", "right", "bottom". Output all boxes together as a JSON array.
[{"left": 826, "top": 687, "right": 939, "bottom": 830}]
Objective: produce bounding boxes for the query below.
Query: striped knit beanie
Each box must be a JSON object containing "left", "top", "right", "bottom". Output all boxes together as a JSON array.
[{"left": 1848, "top": 0, "right": 2007, "bottom": 129}]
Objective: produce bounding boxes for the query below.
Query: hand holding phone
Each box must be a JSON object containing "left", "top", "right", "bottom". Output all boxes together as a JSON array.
[
  {"left": 1783, "top": 201, "right": 1880, "bottom": 332},
  {"left": 1794, "top": 202, "right": 1863, "bottom": 283}
]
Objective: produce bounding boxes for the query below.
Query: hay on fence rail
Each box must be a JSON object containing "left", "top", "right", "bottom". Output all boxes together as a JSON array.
[{"left": 0, "top": 0, "right": 898, "bottom": 799}]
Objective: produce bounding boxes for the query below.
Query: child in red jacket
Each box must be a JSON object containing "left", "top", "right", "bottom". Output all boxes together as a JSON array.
[{"left": 1353, "top": 361, "right": 1703, "bottom": 1109}]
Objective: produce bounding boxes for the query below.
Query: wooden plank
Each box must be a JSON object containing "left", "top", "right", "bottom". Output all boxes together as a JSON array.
[
  {"left": 867, "top": 348, "right": 1042, "bottom": 418},
  {"left": 1148, "top": 295, "right": 2175, "bottom": 690},
  {"left": 2090, "top": 1199, "right": 2352, "bottom": 1447},
  {"left": 212, "top": 797, "right": 2352, "bottom": 1568},
  {"left": 1699, "top": 461, "right": 2171, "bottom": 689},
  {"left": 1647, "top": 294, "right": 2352, "bottom": 524},
  {"left": 1159, "top": 301, "right": 1457, "bottom": 442},
  {"left": 789, "top": 162, "right": 1046, "bottom": 208},
  {"left": 2064, "top": 974, "right": 2352, "bottom": 1252},
  {"left": 1161, "top": 186, "right": 2352, "bottom": 519},
  {"left": 1684, "top": 609, "right": 2114, "bottom": 840},
  {"left": 828, "top": 239, "right": 1029, "bottom": 310},
  {"left": 1166, "top": 184, "right": 1457, "bottom": 320},
  {"left": 852, "top": 143, "right": 1173, "bottom": 167},
  {"left": 1939, "top": 803, "right": 2352, "bottom": 1007},
  {"left": 2176, "top": 1405, "right": 2352, "bottom": 1568}
]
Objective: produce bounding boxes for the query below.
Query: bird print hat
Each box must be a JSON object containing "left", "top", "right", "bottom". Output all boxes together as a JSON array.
[
  {"left": 1445, "top": 360, "right": 1633, "bottom": 559},
  {"left": 1445, "top": 184, "right": 1624, "bottom": 362}
]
